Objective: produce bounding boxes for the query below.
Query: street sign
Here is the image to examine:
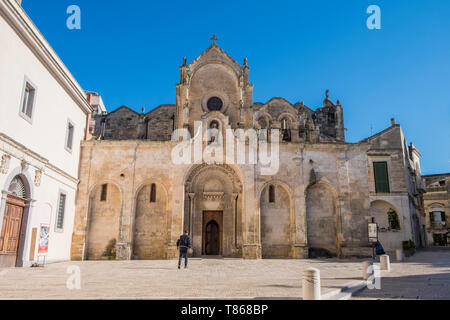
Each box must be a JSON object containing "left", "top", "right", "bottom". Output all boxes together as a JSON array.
[{"left": 368, "top": 222, "right": 378, "bottom": 243}]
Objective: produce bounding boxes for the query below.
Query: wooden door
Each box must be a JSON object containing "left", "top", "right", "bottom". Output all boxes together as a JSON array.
[
  {"left": 202, "top": 211, "right": 223, "bottom": 255},
  {"left": 0, "top": 195, "right": 25, "bottom": 267}
]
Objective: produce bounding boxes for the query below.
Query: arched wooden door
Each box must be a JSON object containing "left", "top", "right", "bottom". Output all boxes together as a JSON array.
[
  {"left": 0, "top": 195, "right": 26, "bottom": 267},
  {"left": 202, "top": 211, "right": 223, "bottom": 256}
]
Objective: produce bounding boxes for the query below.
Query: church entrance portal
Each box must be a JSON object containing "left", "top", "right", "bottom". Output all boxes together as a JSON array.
[{"left": 202, "top": 211, "right": 223, "bottom": 255}]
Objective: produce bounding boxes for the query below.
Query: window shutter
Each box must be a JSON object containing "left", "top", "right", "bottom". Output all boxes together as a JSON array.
[
  {"left": 430, "top": 212, "right": 434, "bottom": 222},
  {"left": 442, "top": 212, "right": 446, "bottom": 222},
  {"left": 67, "top": 123, "right": 74, "bottom": 150},
  {"left": 373, "top": 162, "right": 390, "bottom": 193},
  {"left": 26, "top": 86, "right": 35, "bottom": 117}
]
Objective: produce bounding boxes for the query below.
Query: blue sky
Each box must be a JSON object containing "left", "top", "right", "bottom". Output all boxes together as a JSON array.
[{"left": 23, "top": 0, "right": 449, "bottom": 175}]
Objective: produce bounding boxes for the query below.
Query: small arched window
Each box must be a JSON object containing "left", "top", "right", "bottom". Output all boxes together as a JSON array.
[
  {"left": 150, "top": 183, "right": 156, "bottom": 203},
  {"left": 258, "top": 117, "right": 269, "bottom": 142},
  {"left": 100, "top": 184, "right": 108, "bottom": 201},
  {"left": 258, "top": 118, "right": 268, "bottom": 129},
  {"left": 281, "top": 118, "right": 291, "bottom": 142},
  {"left": 269, "top": 185, "right": 275, "bottom": 203}
]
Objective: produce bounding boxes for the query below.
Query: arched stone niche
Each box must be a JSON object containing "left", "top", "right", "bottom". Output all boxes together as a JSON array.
[
  {"left": 132, "top": 182, "right": 168, "bottom": 259},
  {"left": 184, "top": 164, "right": 242, "bottom": 257},
  {"left": 306, "top": 182, "right": 339, "bottom": 257},
  {"left": 85, "top": 183, "right": 122, "bottom": 260},
  {"left": 259, "top": 181, "right": 294, "bottom": 258}
]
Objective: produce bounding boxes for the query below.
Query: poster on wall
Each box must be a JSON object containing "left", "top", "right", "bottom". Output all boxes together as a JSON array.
[
  {"left": 38, "top": 223, "right": 50, "bottom": 256},
  {"left": 368, "top": 222, "right": 378, "bottom": 243}
]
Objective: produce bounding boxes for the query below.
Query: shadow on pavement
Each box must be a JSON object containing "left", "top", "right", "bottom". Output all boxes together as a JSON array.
[{"left": 354, "top": 272, "right": 450, "bottom": 300}]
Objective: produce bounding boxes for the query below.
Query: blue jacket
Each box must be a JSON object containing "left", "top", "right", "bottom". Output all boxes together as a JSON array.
[
  {"left": 375, "top": 241, "right": 386, "bottom": 255},
  {"left": 177, "top": 235, "right": 192, "bottom": 249}
]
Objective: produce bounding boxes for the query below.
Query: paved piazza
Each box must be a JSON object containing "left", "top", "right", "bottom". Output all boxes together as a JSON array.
[
  {"left": 353, "top": 248, "right": 450, "bottom": 300},
  {"left": 0, "top": 249, "right": 449, "bottom": 299}
]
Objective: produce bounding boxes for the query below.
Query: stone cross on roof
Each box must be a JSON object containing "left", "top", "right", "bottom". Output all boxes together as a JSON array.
[{"left": 210, "top": 34, "right": 218, "bottom": 45}]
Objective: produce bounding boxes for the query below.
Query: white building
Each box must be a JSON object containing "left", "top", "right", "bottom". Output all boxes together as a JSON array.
[{"left": 0, "top": 0, "right": 93, "bottom": 267}]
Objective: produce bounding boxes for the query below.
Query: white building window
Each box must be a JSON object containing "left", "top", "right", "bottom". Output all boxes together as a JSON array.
[
  {"left": 55, "top": 192, "right": 67, "bottom": 232},
  {"left": 19, "top": 78, "right": 37, "bottom": 122},
  {"left": 65, "top": 120, "right": 75, "bottom": 152}
]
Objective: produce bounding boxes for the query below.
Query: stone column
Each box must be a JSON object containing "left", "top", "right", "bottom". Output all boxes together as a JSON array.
[
  {"left": 380, "top": 254, "right": 391, "bottom": 271},
  {"left": 188, "top": 193, "right": 195, "bottom": 236},
  {"left": 232, "top": 193, "right": 239, "bottom": 248},
  {"left": 242, "top": 164, "right": 261, "bottom": 259},
  {"left": 302, "top": 268, "right": 321, "bottom": 300},
  {"left": 183, "top": 102, "right": 190, "bottom": 127},
  {"left": 396, "top": 249, "right": 404, "bottom": 262},
  {"left": 293, "top": 151, "right": 307, "bottom": 258},
  {"left": 362, "top": 261, "right": 373, "bottom": 280},
  {"left": 117, "top": 187, "right": 133, "bottom": 261}
]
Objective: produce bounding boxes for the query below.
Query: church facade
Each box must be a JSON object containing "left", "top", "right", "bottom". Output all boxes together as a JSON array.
[{"left": 71, "top": 43, "right": 426, "bottom": 261}]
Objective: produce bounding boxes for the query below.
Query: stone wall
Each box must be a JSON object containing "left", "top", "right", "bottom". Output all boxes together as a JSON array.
[
  {"left": 146, "top": 105, "right": 176, "bottom": 141},
  {"left": 86, "top": 183, "right": 122, "bottom": 260},
  {"left": 71, "top": 44, "right": 422, "bottom": 261},
  {"left": 260, "top": 184, "right": 292, "bottom": 258},
  {"left": 306, "top": 183, "right": 338, "bottom": 257},
  {"left": 133, "top": 183, "right": 168, "bottom": 259}
]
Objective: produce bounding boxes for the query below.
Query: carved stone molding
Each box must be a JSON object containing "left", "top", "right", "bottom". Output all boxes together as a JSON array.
[
  {"left": 21, "top": 159, "right": 29, "bottom": 172},
  {"left": 0, "top": 154, "right": 11, "bottom": 174},
  {"left": 185, "top": 164, "right": 242, "bottom": 194},
  {"left": 34, "top": 168, "right": 44, "bottom": 187},
  {"left": 202, "top": 191, "right": 224, "bottom": 200}
]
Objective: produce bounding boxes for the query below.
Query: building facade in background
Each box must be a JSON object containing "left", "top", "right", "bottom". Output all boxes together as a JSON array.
[
  {"left": 0, "top": 0, "right": 92, "bottom": 267},
  {"left": 423, "top": 173, "right": 450, "bottom": 246},
  {"left": 0, "top": 1, "right": 429, "bottom": 266},
  {"left": 71, "top": 43, "right": 426, "bottom": 260}
]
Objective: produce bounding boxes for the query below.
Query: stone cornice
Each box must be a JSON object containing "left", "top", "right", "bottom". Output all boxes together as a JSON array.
[
  {"left": 0, "top": 132, "right": 78, "bottom": 184},
  {"left": 0, "top": 0, "right": 92, "bottom": 115}
]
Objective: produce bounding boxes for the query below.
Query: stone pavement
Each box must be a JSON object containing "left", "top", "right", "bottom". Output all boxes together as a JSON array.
[
  {"left": 0, "top": 248, "right": 448, "bottom": 299},
  {"left": 352, "top": 247, "right": 450, "bottom": 300}
]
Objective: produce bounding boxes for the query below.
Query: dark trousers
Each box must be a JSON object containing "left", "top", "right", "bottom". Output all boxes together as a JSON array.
[{"left": 178, "top": 247, "right": 188, "bottom": 267}]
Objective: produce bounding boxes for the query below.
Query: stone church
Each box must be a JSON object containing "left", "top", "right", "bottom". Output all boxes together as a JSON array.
[{"left": 70, "top": 40, "right": 426, "bottom": 261}]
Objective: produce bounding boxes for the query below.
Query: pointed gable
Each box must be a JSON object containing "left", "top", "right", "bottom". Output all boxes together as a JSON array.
[{"left": 187, "top": 44, "right": 243, "bottom": 79}]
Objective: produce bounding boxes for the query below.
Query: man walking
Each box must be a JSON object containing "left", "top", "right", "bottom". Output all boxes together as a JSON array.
[{"left": 177, "top": 230, "right": 192, "bottom": 269}]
